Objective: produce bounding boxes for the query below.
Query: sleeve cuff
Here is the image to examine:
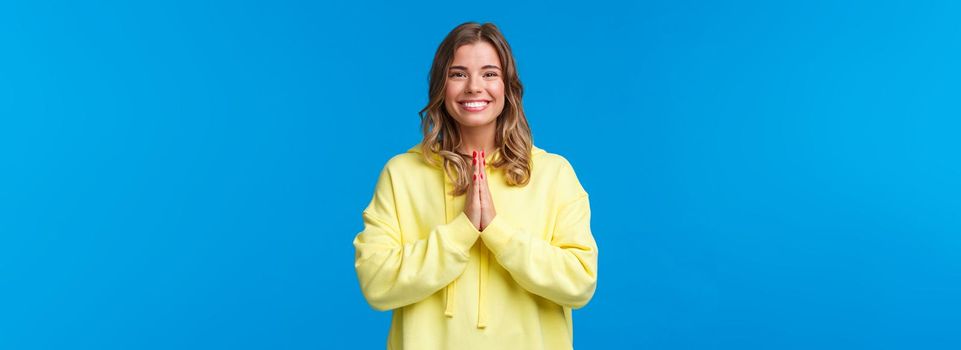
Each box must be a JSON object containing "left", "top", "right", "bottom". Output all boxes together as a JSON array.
[
  {"left": 480, "top": 214, "right": 513, "bottom": 256},
  {"left": 444, "top": 211, "right": 482, "bottom": 257}
]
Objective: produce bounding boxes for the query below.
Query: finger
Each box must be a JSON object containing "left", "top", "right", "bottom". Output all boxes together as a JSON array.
[
  {"left": 479, "top": 149, "right": 487, "bottom": 189},
  {"left": 481, "top": 166, "right": 492, "bottom": 204},
  {"left": 477, "top": 151, "right": 494, "bottom": 227},
  {"left": 470, "top": 152, "right": 477, "bottom": 186},
  {"left": 480, "top": 148, "right": 486, "bottom": 179},
  {"left": 480, "top": 152, "right": 487, "bottom": 184},
  {"left": 473, "top": 149, "right": 482, "bottom": 200},
  {"left": 467, "top": 151, "right": 478, "bottom": 208},
  {"left": 471, "top": 151, "right": 477, "bottom": 189},
  {"left": 479, "top": 151, "right": 492, "bottom": 203},
  {"left": 476, "top": 172, "right": 482, "bottom": 203},
  {"left": 481, "top": 148, "right": 490, "bottom": 190}
]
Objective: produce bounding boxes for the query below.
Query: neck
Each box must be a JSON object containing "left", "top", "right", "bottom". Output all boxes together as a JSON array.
[{"left": 457, "top": 123, "right": 497, "bottom": 156}]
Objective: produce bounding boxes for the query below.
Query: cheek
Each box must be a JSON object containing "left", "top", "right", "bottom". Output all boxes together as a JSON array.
[
  {"left": 492, "top": 82, "right": 506, "bottom": 107},
  {"left": 445, "top": 82, "right": 458, "bottom": 97},
  {"left": 445, "top": 82, "right": 462, "bottom": 102},
  {"left": 491, "top": 82, "right": 506, "bottom": 99},
  {"left": 443, "top": 86, "right": 456, "bottom": 110}
]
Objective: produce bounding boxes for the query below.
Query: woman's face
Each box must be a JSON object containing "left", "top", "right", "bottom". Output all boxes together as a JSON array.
[{"left": 444, "top": 41, "right": 505, "bottom": 128}]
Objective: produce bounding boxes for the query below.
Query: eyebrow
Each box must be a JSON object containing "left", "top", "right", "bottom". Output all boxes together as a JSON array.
[{"left": 449, "top": 65, "right": 502, "bottom": 71}]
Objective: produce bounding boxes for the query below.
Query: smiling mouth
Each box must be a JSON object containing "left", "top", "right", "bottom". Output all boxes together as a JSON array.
[{"left": 459, "top": 100, "right": 490, "bottom": 112}]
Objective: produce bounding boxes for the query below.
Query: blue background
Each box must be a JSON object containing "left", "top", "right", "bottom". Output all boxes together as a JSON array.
[{"left": 2, "top": 0, "right": 959, "bottom": 349}]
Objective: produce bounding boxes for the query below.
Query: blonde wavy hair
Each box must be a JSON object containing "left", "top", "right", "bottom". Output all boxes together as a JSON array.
[{"left": 419, "top": 22, "right": 533, "bottom": 196}]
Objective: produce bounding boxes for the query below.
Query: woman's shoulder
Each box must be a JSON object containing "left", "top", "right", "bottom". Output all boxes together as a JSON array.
[
  {"left": 530, "top": 146, "right": 589, "bottom": 201},
  {"left": 531, "top": 145, "right": 581, "bottom": 176},
  {"left": 372, "top": 143, "right": 435, "bottom": 173},
  {"left": 392, "top": 144, "right": 428, "bottom": 166}
]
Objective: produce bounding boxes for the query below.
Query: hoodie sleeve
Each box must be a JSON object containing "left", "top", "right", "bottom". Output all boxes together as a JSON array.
[
  {"left": 353, "top": 161, "right": 481, "bottom": 311},
  {"left": 479, "top": 159, "right": 598, "bottom": 309}
]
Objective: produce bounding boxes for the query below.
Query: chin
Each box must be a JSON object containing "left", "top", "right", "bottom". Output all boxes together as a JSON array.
[{"left": 458, "top": 114, "right": 497, "bottom": 126}]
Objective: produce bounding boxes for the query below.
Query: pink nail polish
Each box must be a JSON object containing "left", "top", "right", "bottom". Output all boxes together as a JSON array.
[{"left": 473, "top": 174, "right": 476, "bottom": 180}]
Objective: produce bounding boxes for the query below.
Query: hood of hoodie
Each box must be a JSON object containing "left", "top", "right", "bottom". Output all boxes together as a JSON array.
[
  {"left": 406, "top": 142, "right": 546, "bottom": 163},
  {"left": 405, "top": 142, "right": 546, "bottom": 328}
]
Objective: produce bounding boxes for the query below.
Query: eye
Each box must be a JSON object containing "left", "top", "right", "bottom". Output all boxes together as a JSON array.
[
  {"left": 448, "top": 72, "right": 466, "bottom": 78},
  {"left": 484, "top": 72, "right": 499, "bottom": 78}
]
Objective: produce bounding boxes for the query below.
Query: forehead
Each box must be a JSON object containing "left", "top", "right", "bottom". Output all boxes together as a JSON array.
[{"left": 451, "top": 41, "right": 501, "bottom": 68}]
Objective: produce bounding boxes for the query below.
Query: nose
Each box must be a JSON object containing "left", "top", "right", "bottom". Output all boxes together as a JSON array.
[{"left": 466, "top": 75, "right": 483, "bottom": 94}]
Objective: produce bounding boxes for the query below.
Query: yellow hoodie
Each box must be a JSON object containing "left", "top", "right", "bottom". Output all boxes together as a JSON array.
[{"left": 353, "top": 143, "right": 598, "bottom": 350}]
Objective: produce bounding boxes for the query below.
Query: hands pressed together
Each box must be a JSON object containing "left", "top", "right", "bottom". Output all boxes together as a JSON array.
[{"left": 464, "top": 149, "right": 496, "bottom": 231}]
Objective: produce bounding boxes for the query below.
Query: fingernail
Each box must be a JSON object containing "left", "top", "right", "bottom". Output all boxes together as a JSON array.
[
  {"left": 480, "top": 173, "right": 484, "bottom": 179},
  {"left": 473, "top": 158, "right": 476, "bottom": 165},
  {"left": 473, "top": 151, "right": 477, "bottom": 158},
  {"left": 473, "top": 174, "right": 476, "bottom": 180},
  {"left": 482, "top": 150, "right": 485, "bottom": 158}
]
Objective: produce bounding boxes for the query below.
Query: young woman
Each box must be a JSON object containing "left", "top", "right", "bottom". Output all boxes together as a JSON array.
[{"left": 353, "top": 22, "right": 598, "bottom": 350}]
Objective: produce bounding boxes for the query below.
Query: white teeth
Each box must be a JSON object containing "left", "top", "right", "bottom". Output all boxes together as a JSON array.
[{"left": 463, "top": 101, "right": 489, "bottom": 108}]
